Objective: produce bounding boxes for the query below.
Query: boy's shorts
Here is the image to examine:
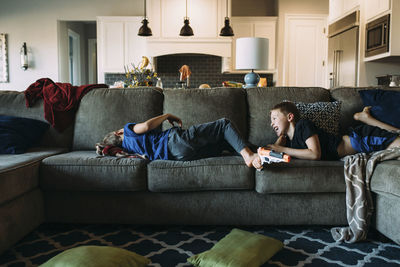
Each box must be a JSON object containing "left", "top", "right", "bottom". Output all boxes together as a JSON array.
[{"left": 349, "top": 125, "right": 399, "bottom": 153}]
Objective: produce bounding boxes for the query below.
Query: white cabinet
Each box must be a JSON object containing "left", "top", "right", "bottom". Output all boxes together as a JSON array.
[
  {"left": 365, "top": 0, "right": 390, "bottom": 21},
  {"left": 329, "top": 0, "right": 359, "bottom": 23},
  {"left": 147, "top": 0, "right": 228, "bottom": 38},
  {"left": 364, "top": 0, "right": 400, "bottom": 61},
  {"left": 229, "top": 17, "right": 277, "bottom": 72},
  {"left": 343, "top": 0, "right": 360, "bottom": 13},
  {"left": 329, "top": 0, "right": 343, "bottom": 22},
  {"left": 97, "top": 16, "right": 149, "bottom": 82}
]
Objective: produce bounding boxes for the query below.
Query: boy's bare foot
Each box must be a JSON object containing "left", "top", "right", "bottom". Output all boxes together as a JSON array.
[
  {"left": 252, "top": 156, "right": 263, "bottom": 170},
  {"left": 240, "top": 147, "right": 258, "bottom": 167},
  {"left": 353, "top": 106, "right": 372, "bottom": 123}
]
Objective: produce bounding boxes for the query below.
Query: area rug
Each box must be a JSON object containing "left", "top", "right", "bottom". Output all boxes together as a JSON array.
[{"left": 1, "top": 224, "right": 400, "bottom": 266}]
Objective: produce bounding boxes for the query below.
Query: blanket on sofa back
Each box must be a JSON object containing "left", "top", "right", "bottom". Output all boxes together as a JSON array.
[
  {"left": 24, "top": 78, "right": 107, "bottom": 132},
  {"left": 331, "top": 146, "right": 400, "bottom": 243}
]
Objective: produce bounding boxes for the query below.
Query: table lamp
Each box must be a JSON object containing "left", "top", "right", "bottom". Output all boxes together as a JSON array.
[{"left": 235, "top": 37, "right": 269, "bottom": 88}]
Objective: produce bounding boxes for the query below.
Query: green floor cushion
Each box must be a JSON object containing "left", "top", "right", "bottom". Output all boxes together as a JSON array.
[
  {"left": 39, "top": 245, "right": 150, "bottom": 267},
  {"left": 188, "top": 228, "right": 283, "bottom": 267}
]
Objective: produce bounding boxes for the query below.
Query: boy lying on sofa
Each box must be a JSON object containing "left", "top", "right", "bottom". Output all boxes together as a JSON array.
[
  {"left": 252, "top": 101, "right": 400, "bottom": 170},
  {"left": 100, "top": 113, "right": 258, "bottom": 167}
]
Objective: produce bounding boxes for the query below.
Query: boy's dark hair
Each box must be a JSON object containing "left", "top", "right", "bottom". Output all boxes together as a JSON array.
[
  {"left": 271, "top": 101, "right": 301, "bottom": 123},
  {"left": 102, "top": 131, "right": 123, "bottom": 147}
]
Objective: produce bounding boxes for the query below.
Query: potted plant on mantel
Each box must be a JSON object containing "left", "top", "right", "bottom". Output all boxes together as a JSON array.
[{"left": 124, "top": 56, "right": 158, "bottom": 87}]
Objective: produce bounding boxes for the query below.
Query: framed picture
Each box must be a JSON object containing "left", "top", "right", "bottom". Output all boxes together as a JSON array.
[{"left": 0, "top": 33, "right": 9, "bottom": 83}]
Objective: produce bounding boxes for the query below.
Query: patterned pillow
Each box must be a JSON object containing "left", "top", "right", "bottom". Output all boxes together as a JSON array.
[{"left": 295, "top": 101, "right": 341, "bottom": 136}]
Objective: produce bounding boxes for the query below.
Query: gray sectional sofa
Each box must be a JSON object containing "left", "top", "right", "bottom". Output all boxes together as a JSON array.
[{"left": 1, "top": 86, "right": 399, "bottom": 255}]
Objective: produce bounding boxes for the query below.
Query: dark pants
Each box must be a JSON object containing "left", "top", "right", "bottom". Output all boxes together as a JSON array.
[{"left": 167, "top": 118, "right": 247, "bottom": 161}]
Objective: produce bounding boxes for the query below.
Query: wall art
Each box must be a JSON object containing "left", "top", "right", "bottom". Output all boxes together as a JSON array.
[{"left": 0, "top": 33, "right": 9, "bottom": 83}]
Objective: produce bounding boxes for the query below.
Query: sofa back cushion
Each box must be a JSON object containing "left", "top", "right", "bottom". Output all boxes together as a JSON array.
[
  {"left": 246, "top": 87, "right": 331, "bottom": 146},
  {"left": 0, "top": 91, "right": 73, "bottom": 148},
  {"left": 73, "top": 87, "right": 164, "bottom": 150},
  {"left": 162, "top": 88, "right": 248, "bottom": 138},
  {"left": 330, "top": 87, "right": 366, "bottom": 135}
]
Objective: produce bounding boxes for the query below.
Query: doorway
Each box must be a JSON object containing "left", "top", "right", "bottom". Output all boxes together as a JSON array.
[
  {"left": 282, "top": 14, "right": 328, "bottom": 87},
  {"left": 58, "top": 21, "right": 97, "bottom": 85}
]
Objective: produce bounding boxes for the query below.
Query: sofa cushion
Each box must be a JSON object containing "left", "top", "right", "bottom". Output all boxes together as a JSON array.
[
  {"left": 73, "top": 87, "right": 164, "bottom": 150},
  {"left": 0, "top": 147, "right": 66, "bottom": 205},
  {"left": 40, "top": 151, "right": 148, "bottom": 192},
  {"left": 147, "top": 156, "right": 254, "bottom": 192},
  {"left": 371, "top": 160, "right": 400, "bottom": 198},
  {"left": 359, "top": 89, "right": 400, "bottom": 129},
  {"left": 162, "top": 88, "right": 248, "bottom": 139},
  {"left": 246, "top": 87, "right": 331, "bottom": 146},
  {"left": 255, "top": 159, "right": 345, "bottom": 194},
  {"left": 330, "top": 87, "right": 370, "bottom": 136},
  {"left": 0, "top": 90, "right": 73, "bottom": 148},
  {"left": 40, "top": 246, "right": 150, "bottom": 267},
  {"left": 187, "top": 228, "right": 283, "bottom": 267},
  {"left": 0, "top": 115, "right": 49, "bottom": 154},
  {"left": 295, "top": 101, "right": 341, "bottom": 135}
]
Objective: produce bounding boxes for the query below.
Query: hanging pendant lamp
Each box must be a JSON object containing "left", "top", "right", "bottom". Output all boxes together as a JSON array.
[
  {"left": 138, "top": 0, "right": 152, "bottom": 36},
  {"left": 220, "top": 0, "right": 234, "bottom": 36},
  {"left": 180, "top": 0, "right": 194, "bottom": 36}
]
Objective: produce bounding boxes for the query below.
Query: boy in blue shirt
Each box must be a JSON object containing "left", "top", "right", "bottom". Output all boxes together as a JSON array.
[
  {"left": 252, "top": 101, "right": 400, "bottom": 169},
  {"left": 102, "top": 113, "right": 258, "bottom": 167}
]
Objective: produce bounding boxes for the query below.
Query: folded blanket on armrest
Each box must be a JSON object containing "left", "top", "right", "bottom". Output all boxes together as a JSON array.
[{"left": 331, "top": 146, "right": 400, "bottom": 243}]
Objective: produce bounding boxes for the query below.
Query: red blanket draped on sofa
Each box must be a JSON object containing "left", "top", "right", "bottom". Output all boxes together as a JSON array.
[{"left": 24, "top": 78, "right": 108, "bottom": 132}]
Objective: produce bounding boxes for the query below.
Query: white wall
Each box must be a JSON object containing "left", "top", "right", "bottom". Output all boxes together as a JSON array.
[{"left": 0, "top": 0, "right": 142, "bottom": 91}]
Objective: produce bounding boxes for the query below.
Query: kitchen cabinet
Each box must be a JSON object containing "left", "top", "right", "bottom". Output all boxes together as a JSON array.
[
  {"left": 365, "top": 0, "right": 390, "bottom": 21},
  {"left": 329, "top": 0, "right": 359, "bottom": 23},
  {"left": 146, "top": 0, "right": 229, "bottom": 38},
  {"left": 227, "top": 16, "right": 277, "bottom": 73},
  {"left": 97, "top": 16, "right": 149, "bottom": 82},
  {"left": 364, "top": 0, "right": 400, "bottom": 61}
]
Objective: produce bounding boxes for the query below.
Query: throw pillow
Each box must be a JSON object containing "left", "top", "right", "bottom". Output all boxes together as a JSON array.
[
  {"left": 358, "top": 89, "right": 400, "bottom": 129},
  {"left": 39, "top": 245, "right": 151, "bottom": 267},
  {"left": 295, "top": 101, "right": 341, "bottom": 136},
  {"left": 187, "top": 228, "right": 283, "bottom": 267},
  {"left": 0, "top": 115, "right": 49, "bottom": 154}
]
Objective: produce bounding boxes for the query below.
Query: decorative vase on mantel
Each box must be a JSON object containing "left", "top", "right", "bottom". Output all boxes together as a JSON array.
[{"left": 124, "top": 56, "right": 157, "bottom": 88}]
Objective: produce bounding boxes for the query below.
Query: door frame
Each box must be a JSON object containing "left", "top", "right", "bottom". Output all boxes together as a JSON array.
[
  {"left": 88, "top": 38, "right": 97, "bottom": 84},
  {"left": 68, "top": 29, "right": 81, "bottom": 85},
  {"left": 282, "top": 14, "right": 328, "bottom": 87}
]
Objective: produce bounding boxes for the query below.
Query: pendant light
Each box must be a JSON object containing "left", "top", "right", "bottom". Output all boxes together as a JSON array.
[
  {"left": 220, "top": 0, "right": 234, "bottom": 36},
  {"left": 138, "top": 0, "right": 152, "bottom": 36},
  {"left": 180, "top": 0, "right": 194, "bottom": 36}
]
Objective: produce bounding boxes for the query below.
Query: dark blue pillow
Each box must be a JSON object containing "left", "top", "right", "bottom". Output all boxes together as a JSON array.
[
  {"left": 358, "top": 89, "right": 400, "bottom": 129},
  {"left": 0, "top": 115, "right": 49, "bottom": 154}
]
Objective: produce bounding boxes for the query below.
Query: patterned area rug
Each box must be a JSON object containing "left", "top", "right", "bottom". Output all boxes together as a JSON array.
[{"left": 1, "top": 224, "right": 400, "bottom": 267}]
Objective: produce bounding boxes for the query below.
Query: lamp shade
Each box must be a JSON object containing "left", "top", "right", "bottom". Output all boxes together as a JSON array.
[{"left": 235, "top": 37, "right": 268, "bottom": 70}]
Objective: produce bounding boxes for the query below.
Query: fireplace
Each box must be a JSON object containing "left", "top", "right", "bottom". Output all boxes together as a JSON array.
[{"left": 105, "top": 54, "right": 273, "bottom": 88}]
